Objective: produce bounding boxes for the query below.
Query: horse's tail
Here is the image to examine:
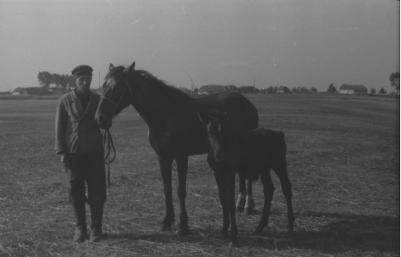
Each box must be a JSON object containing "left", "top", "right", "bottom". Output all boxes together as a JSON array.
[
  {"left": 279, "top": 130, "right": 285, "bottom": 144},
  {"left": 278, "top": 131, "right": 287, "bottom": 159}
]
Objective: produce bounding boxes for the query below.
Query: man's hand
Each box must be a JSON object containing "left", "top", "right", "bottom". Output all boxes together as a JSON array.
[{"left": 60, "top": 154, "right": 70, "bottom": 169}]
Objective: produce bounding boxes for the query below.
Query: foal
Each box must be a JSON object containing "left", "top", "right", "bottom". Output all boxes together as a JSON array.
[{"left": 203, "top": 112, "right": 294, "bottom": 234}]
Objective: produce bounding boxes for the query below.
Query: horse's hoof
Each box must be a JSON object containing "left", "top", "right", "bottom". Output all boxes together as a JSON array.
[
  {"left": 161, "top": 223, "right": 173, "bottom": 231},
  {"left": 161, "top": 216, "right": 175, "bottom": 231}
]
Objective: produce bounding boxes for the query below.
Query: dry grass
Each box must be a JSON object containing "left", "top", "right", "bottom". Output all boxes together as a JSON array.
[{"left": 0, "top": 94, "right": 398, "bottom": 257}]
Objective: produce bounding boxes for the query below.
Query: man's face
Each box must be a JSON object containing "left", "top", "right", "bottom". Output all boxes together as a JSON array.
[{"left": 75, "top": 75, "right": 92, "bottom": 94}]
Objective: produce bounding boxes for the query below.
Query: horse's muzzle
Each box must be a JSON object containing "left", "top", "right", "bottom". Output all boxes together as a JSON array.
[{"left": 96, "top": 113, "right": 112, "bottom": 129}]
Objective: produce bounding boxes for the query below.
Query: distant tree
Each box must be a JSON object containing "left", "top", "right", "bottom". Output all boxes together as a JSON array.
[
  {"left": 226, "top": 85, "right": 239, "bottom": 92},
  {"left": 239, "top": 86, "right": 259, "bottom": 94},
  {"left": 370, "top": 88, "right": 376, "bottom": 95},
  {"left": 291, "top": 87, "right": 300, "bottom": 93},
  {"left": 38, "top": 71, "right": 74, "bottom": 90},
  {"left": 52, "top": 73, "right": 75, "bottom": 89},
  {"left": 292, "top": 86, "right": 310, "bottom": 93},
  {"left": 37, "top": 71, "right": 53, "bottom": 88},
  {"left": 262, "top": 86, "right": 275, "bottom": 94},
  {"left": 52, "top": 73, "right": 61, "bottom": 87},
  {"left": 279, "top": 86, "right": 291, "bottom": 94},
  {"left": 379, "top": 88, "right": 387, "bottom": 94},
  {"left": 59, "top": 74, "right": 74, "bottom": 89},
  {"left": 310, "top": 87, "right": 318, "bottom": 93},
  {"left": 389, "top": 72, "right": 399, "bottom": 92},
  {"left": 327, "top": 83, "right": 337, "bottom": 93}
]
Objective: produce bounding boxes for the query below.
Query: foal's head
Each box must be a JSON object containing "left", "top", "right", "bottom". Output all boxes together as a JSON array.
[{"left": 201, "top": 110, "right": 229, "bottom": 163}]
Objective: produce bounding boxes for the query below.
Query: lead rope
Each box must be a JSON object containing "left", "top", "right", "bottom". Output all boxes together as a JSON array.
[{"left": 103, "top": 128, "right": 116, "bottom": 187}]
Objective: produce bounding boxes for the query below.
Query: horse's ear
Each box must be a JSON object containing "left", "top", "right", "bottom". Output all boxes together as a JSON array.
[
  {"left": 109, "top": 63, "right": 115, "bottom": 71},
  {"left": 128, "top": 61, "right": 136, "bottom": 73}
]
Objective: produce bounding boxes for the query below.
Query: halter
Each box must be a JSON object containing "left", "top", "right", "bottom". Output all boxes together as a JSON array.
[
  {"left": 100, "top": 74, "right": 134, "bottom": 186},
  {"left": 100, "top": 81, "right": 130, "bottom": 113}
]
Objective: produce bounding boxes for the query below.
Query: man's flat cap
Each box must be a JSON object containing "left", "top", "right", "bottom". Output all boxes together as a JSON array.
[{"left": 71, "top": 65, "right": 93, "bottom": 76}]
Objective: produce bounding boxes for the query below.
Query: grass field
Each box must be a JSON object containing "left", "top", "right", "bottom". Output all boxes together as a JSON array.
[{"left": 0, "top": 94, "right": 399, "bottom": 257}]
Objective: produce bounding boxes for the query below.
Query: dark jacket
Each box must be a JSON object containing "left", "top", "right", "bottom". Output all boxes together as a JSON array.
[{"left": 55, "top": 90, "right": 103, "bottom": 155}]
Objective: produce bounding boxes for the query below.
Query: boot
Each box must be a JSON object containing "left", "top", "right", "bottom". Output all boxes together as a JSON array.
[
  {"left": 72, "top": 200, "right": 88, "bottom": 243},
  {"left": 89, "top": 203, "right": 104, "bottom": 242}
]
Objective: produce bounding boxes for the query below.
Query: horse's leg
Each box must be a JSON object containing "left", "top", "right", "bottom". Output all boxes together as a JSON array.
[
  {"left": 236, "top": 174, "right": 246, "bottom": 212},
  {"left": 214, "top": 170, "right": 229, "bottom": 237},
  {"left": 274, "top": 162, "right": 294, "bottom": 234},
  {"left": 245, "top": 178, "right": 256, "bottom": 215},
  {"left": 176, "top": 155, "right": 189, "bottom": 234},
  {"left": 158, "top": 155, "right": 175, "bottom": 231},
  {"left": 225, "top": 171, "right": 238, "bottom": 245},
  {"left": 255, "top": 170, "right": 274, "bottom": 234}
]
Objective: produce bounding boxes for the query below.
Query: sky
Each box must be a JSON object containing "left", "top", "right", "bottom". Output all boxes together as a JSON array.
[{"left": 0, "top": 0, "right": 399, "bottom": 91}]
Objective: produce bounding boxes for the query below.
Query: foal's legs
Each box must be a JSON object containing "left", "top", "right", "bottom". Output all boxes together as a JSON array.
[
  {"left": 244, "top": 179, "right": 256, "bottom": 215},
  {"left": 236, "top": 174, "right": 246, "bottom": 212},
  {"left": 176, "top": 155, "right": 189, "bottom": 233},
  {"left": 158, "top": 155, "right": 175, "bottom": 231},
  {"left": 236, "top": 174, "right": 256, "bottom": 214},
  {"left": 255, "top": 170, "right": 274, "bottom": 233},
  {"left": 274, "top": 162, "right": 294, "bottom": 234}
]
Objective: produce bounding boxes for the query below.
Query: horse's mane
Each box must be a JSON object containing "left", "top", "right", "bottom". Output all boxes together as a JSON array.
[
  {"left": 134, "top": 69, "right": 192, "bottom": 105},
  {"left": 105, "top": 65, "right": 192, "bottom": 108},
  {"left": 105, "top": 66, "right": 126, "bottom": 80}
]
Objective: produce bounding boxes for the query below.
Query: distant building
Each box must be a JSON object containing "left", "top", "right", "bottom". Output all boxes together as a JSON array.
[
  {"left": 12, "top": 87, "right": 51, "bottom": 96},
  {"left": 11, "top": 87, "right": 27, "bottom": 96},
  {"left": 339, "top": 84, "right": 367, "bottom": 95},
  {"left": 198, "top": 84, "right": 238, "bottom": 95}
]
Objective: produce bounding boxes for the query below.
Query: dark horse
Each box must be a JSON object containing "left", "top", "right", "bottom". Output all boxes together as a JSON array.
[{"left": 95, "top": 62, "right": 258, "bottom": 242}]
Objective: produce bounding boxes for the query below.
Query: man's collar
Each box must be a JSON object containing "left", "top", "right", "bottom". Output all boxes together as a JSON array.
[{"left": 73, "top": 88, "right": 91, "bottom": 99}]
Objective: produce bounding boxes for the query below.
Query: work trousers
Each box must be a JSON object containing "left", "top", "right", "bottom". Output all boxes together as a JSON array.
[{"left": 66, "top": 152, "right": 106, "bottom": 206}]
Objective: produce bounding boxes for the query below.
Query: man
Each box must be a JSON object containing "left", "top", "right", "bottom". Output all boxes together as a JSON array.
[{"left": 55, "top": 65, "right": 106, "bottom": 243}]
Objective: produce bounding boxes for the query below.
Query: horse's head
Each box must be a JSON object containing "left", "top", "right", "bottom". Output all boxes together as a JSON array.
[
  {"left": 95, "top": 61, "right": 136, "bottom": 129},
  {"left": 199, "top": 110, "right": 229, "bottom": 163}
]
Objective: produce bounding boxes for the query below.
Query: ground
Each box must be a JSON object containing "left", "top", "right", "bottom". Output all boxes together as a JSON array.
[{"left": 0, "top": 94, "right": 399, "bottom": 257}]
